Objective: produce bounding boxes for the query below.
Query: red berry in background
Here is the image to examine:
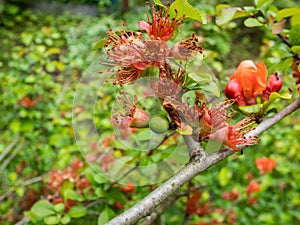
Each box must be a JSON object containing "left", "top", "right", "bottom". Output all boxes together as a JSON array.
[
  {"left": 114, "top": 201, "right": 124, "bottom": 210},
  {"left": 119, "top": 183, "right": 135, "bottom": 193},
  {"left": 222, "top": 188, "right": 239, "bottom": 201},
  {"left": 266, "top": 72, "right": 282, "bottom": 93},
  {"left": 225, "top": 78, "right": 246, "bottom": 106}
]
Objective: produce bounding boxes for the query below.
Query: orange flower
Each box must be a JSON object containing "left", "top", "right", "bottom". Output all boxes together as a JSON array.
[
  {"left": 233, "top": 60, "right": 267, "bottom": 103},
  {"left": 255, "top": 157, "right": 276, "bottom": 174},
  {"left": 246, "top": 180, "right": 260, "bottom": 195},
  {"left": 222, "top": 188, "right": 239, "bottom": 201}
]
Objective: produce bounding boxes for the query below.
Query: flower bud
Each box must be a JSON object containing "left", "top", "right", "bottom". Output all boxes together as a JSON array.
[
  {"left": 266, "top": 72, "right": 282, "bottom": 93},
  {"left": 129, "top": 108, "right": 150, "bottom": 128},
  {"left": 225, "top": 78, "right": 246, "bottom": 106}
]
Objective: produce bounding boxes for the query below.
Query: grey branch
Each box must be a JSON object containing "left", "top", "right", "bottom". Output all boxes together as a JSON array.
[
  {"left": 0, "top": 136, "right": 20, "bottom": 163},
  {"left": 105, "top": 97, "right": 300, "bottom": 225}
]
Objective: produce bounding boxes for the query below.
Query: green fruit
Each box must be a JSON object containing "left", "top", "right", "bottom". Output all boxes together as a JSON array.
[{"left": 149, "top": 114, "right": 169, "bottom": 134}]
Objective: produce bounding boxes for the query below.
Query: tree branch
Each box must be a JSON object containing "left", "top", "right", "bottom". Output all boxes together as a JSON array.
[{"left": 105, "top": 97, "right": 300, "bottom": 225}]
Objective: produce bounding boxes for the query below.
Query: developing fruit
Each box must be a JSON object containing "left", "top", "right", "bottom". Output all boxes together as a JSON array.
[{"left": 149, "top": 114, "right": 169, "bottom": 134}]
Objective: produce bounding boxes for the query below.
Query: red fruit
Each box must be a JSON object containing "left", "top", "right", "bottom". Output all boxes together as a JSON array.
[
  {"left": 225, "top": 78, "right": 246, "bottom": 106},
  {"left": 266, "top": 72, "right": 282, "bottom": 93}
]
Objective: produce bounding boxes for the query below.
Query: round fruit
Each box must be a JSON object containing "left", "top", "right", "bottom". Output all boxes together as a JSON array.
[{"left": 149, "top": 114, "right": 169, "bottom": 134}]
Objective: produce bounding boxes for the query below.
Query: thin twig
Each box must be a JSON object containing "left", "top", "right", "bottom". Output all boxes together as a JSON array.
[
  {"left": 0, "top": 141, "right": 26, "bottom": 174},
  {"left": 0, "top": 176, "right": 43, "bottom": 202},
  {"left": 14, "top": 216, "right": 29, "bottom": 225},
  {"left": 0, "top": 136, "right": 20, "bottom": 162}
]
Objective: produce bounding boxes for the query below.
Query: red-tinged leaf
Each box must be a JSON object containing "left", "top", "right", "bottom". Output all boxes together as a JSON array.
[{"left": 271, "top": 19, "right": 286, "bottom": 34}]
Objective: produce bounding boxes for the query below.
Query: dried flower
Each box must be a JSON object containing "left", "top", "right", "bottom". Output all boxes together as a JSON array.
[
  {"left": 113, "top": 92, "right": 150, "bottom": 139},
  {"left": 205, "top": 117, "right": 258, "bottom": 151},
  {"left": 169, "top": 33, "right": 203, "bottom": 60}
]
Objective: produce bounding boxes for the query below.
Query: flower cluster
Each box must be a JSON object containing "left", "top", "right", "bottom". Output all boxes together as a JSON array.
[
  {"left": 103, "top": 4, "right": 259, "bottom": 153},
  {"left": 46, "top": 158, "right": 90, "bottom": 211},
  {"left": 225, "top": 60, "right": 282, "bottom": 106},
  {"left": 103, "top": 4, "right": 203, "bottom": 86}
]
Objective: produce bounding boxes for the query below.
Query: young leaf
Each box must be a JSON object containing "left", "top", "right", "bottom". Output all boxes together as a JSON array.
[
  {"left": 239, "top": 104, "right": 263, "bottom": 114},
  {"left": 93, "top": 38, "right": 106, "bottom": 50},
  {"left": 217, "top": 167, "right": 232, "bottom": 187},
  {"left": 216, "top": 6, "right": 237, "bottom": 26},
  {"left": 169, "top": 0, "right": 206, "bottom": 24},
  {"left": 153, "top": 0, "right": 167, "bottom": 9},
  {"left": 289, "top": 24, "right": 300, "bottom": 46},
  {"left": 63, "top": 189, "right": 84, "bottom": 202},
  {"left": 262, "top": 91, "right": 292, "bottom": 111},
  {"left": 67, "top": 205, "right": 87, "bottom": 218},
  {"left": 30, "top": 200, "right": 55, "bottom": 219},
  {"left": 44, "top": 216, "right": 61, "bottom": 225},
  {"left": 98, "top": 205, "right": 115, "bottom": 225},
  {"left": 276, "top": 8, "right": 300, "bottom": 21},
  {"left": 244, "top": 18, "right": 264, "bottom": 27}
]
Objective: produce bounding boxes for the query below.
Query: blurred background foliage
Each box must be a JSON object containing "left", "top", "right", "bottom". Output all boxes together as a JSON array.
[{"left": 0, "top": 0, "right": 299, "bottom": 224}]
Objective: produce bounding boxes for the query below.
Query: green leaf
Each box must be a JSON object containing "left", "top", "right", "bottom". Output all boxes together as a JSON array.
[
  {"left": 63, "top": 189, "right": 84, "bottom": 202},
  {"left": 45, "top": 62, "right": 56, "bottom": 73},
  {"left": 256, "top": 0, "right": 274, "bottom": 12},
  {"left": 93, "top": 38, "right": 106, "bottom": 50},
  {"left": 276, "top": 8, "right": 300, "bottom": 21},
  {"left": 216, "top": 6, "right": 237, "bottom": 26},
  {"left": 169, "top": 0, "right": 206, "bottom": 23},
  {"left": 44, "top": 216, "right": 61, "bottom": 225},
  {"left": 262, "top": 91, "right": 292, "bottom": 111},
  {"left": 20, "top": 32, "right": 34, "bottom": 46},
  {"left": 289, "top": 24, "right": 300, "bottom": 46},
  {"left": 30, "top": 200, "right": 55, "bottom": 219},
  {"left": 54, "top": 203, "right": 65, "bottom": 213},
  {"left": 244, "top": 18, "right": 264, "bottom": 27},
  {"left": 9, "top": 120, "right": 21, "bottom": 133},
  {"left": 202, "top": 82, "right": 220, "bottom": 97},
  {"left": 67, "top": 205, "right": 87, "bottom": 218},
  {"left": 97, "top": 205, "right": 116, "bottom": 225},
  {"left": 61, "top": 215, "right": 71, "bottom": 224},
  {"left": 60, "top": 180, "right": 74, "bottom": 200},
  {"left": 291, "top": 45, "right": 300, "bottom": 54},
  {"left": 217, "top": 167, "right": 232, "bottom": 187},
  {"left": 85, "top": 167, "right": 109, "bottom": 184},
  {"left": 239, "top": 104, "right": 262, "bottom": 114},
  {"left": 153, "top": 0, "right": 167, "bottom": 9},
  {"left": 291, "top": 13, "right": 300, "bottom": 26}
]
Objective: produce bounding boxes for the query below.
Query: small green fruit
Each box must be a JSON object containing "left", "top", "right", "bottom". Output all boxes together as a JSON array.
[{"left": 149, "top": 114, "right": 169, "bottom": 134}]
